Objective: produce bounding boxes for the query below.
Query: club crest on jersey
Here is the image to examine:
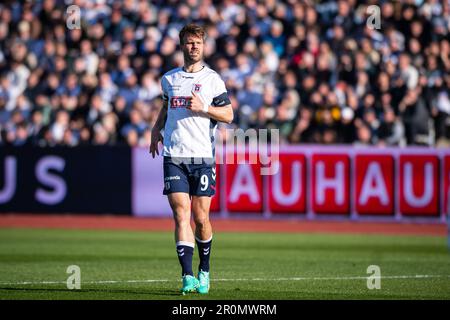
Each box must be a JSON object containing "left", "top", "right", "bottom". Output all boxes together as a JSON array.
[{"left": 192, "top": 84, "right": 202, "bottom": 93}]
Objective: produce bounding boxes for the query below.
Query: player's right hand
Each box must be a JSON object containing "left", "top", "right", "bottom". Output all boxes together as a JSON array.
[{"left": 149, "top": 130, "right": 163, "bottom": 158}]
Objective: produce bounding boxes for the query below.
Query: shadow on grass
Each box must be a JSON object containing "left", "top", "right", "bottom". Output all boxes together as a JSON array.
[{"left": 0, "top": 286, "right": 180, "bottom": 298}]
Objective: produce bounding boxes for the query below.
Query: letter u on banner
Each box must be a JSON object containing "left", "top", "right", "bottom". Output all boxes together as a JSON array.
[
  {"left": 399, "top": 155, "right": 439, "bottom": 216},
  {"left": 268, "top": 154, "right": 306, "bottom": 214},
  {"left": 0, "top": 157, "right": 17, "bottom": 204}
]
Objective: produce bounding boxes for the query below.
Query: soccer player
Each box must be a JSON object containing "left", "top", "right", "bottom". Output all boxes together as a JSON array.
[{"left": 149, "top": 24, "right": 233, "bottom": 294}]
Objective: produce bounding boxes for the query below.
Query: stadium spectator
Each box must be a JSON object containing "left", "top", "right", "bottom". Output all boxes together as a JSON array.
[
  {"left": 377, "top": 107, "right": 406, "bottom": 146},
  {"left": 0, "top": 0, "right": 448, "bottom": 148}
]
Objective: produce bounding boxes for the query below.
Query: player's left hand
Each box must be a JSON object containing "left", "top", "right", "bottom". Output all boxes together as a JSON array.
[{"left": 188, "top": 91, "right": 208, "bottom": 113}]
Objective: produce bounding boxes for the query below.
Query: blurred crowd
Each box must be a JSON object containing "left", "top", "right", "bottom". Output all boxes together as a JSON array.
[{"left": 0, "top": 0, "right": 449, "bottom": 148}]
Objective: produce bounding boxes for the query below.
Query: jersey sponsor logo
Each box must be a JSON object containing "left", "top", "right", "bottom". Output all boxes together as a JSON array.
[{"left": 170, "top": 96, "right": 191, "bottom": 108}]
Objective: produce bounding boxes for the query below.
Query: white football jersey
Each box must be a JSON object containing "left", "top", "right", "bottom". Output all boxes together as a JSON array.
[{"left": 161, "top": 65, "right": 230, "bottom": 159}]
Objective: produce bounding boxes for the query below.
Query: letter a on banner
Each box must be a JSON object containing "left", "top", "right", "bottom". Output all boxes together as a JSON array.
[
  {"left": 359, "top": 163, "right": 389, "bottom": 206},
  {"left": 229, "top": 165, "right": 260, "bottom": 203},
  {"left": 355, "top": 155, "right": 394, "bottom": 215},
  {"left": 226, "top": 155, "right": 263, "bottom": 213}
]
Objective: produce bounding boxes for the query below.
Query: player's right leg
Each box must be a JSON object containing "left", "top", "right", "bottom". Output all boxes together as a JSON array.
[
  {"left": 163, "top": 157, "right": 198, "bottom": 294},
  {"left": 168, "top": 192, "right": 199, "bottom": 294}
]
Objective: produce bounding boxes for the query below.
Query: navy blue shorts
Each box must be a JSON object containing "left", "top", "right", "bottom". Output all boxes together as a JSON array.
[{"left": 163, "top": 157, "right": 216, "bottom": 197}]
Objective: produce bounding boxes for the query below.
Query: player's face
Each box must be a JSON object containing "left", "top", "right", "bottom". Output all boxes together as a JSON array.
[{"left": 182, "top": 35, "right": 204, "bottom": 63}]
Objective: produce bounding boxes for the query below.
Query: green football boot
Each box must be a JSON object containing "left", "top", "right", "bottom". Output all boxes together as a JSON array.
[
  {"left": 197, "top": 270, "right": 210, "bottom": 294},
  {"left": 180, "top": 275, "right": 199, "bottom": 295}
]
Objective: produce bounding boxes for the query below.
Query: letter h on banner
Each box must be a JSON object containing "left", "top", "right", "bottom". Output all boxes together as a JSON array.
[{"left": 311, "top": 154, "right": 350, "bottom": 214}]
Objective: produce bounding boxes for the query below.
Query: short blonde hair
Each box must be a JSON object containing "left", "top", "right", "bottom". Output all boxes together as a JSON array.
[{"left": 179, "top": 24, "right": 206, "bottom": 45}]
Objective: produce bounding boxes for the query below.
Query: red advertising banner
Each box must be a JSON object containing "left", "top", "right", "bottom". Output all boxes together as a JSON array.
[
  {"left": 225, "top": 153, "right": 263, "bottom": 213},
  {"left": 355, "top": 154, "right": 394, "bottom": 215},
  {"left": 132, "top": 147, "right": 448, "bottom": 220},
  {"left": 399, "top": 155, "right": 439, "bottom": 216},
  {"left": 444, "top": 155, "right": 450, "bottom": 216},
  {"left": 311, "top": 154, "right": 350, "bottom": 214},
  {"left": 268, "top": 154, "right": 306, "bottom": 214}
]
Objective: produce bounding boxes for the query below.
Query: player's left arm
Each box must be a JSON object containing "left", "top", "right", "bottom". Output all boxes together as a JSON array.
[
  {"left": 203, "top": 101, "right": 234, "bottom": 124},
  {"left": 189, "top": 91, "right": 234, "bottom": 124}
]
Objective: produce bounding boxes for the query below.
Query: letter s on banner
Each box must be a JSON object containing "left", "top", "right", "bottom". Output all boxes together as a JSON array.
[{"left": 35, "top": 156, "right": 67, "bottom": 205}]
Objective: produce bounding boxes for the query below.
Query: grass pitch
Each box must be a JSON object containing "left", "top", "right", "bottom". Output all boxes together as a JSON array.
[{"left": 0, "top": 228, "right": 449, "bottom": 300}]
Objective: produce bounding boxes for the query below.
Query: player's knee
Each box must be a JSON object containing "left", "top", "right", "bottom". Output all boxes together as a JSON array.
[
  {"left": 173, "top": 210, "right": 190, "bottom": 227},
  {"left": 174, "top": 218, "right": 190, "bottom": 230},
  {"left": 194, "top": 215, "right": 210, "bottom": 228}
]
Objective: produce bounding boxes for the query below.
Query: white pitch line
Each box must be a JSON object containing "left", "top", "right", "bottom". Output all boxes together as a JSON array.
[
  {"left": 0, "top": 279, "right": 172, "bottom": 285},
  {"left": 0, "top": 275, "right": 449, "bottom": 286}
]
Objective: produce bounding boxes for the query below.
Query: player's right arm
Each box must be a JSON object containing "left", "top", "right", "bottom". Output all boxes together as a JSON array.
[{"left": 149, "top": 99, "right": 168, "bottom": 158}]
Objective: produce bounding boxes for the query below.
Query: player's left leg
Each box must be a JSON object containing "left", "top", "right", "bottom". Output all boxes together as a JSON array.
[
  {"left": 192, "top": 195, "right": 212, "bottom": 294},
  {"left": 189, "top": 159, "right": 216, "bottom": 294}
]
